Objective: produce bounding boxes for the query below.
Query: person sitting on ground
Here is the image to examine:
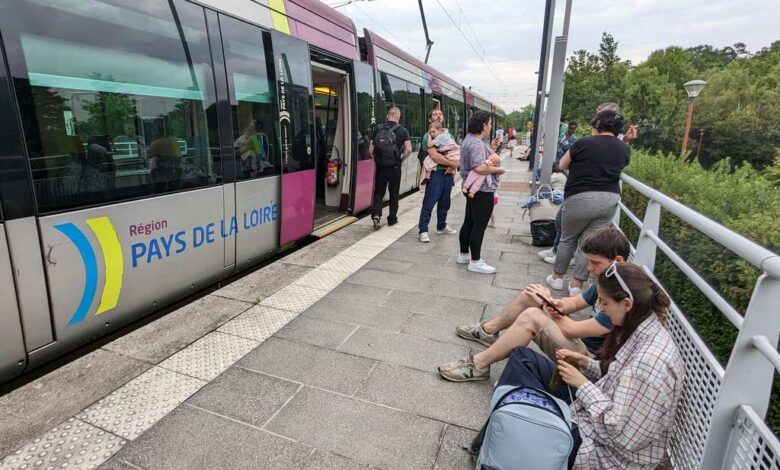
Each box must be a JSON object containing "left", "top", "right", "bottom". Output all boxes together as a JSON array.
[
  {"left": 461, "top": 153, "right": 501, "bottom": 198},
  {"left": 419, "top": 122, "right": 460, "bottom": 187},
  {"left": 496, "top": 263, "right": 684, "bottom": 469},
  {"left": 438, "top": 227, "right": 630, "bottom": 382}
]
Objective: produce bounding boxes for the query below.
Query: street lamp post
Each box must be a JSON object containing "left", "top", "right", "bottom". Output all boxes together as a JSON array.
[{"left": 681, "top": 79, "right": 707, "bottom": 158}]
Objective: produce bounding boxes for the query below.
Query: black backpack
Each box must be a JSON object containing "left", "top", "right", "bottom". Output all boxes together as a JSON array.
[{"left": 372, "top": 123, "right": 400, "bottom": 167}]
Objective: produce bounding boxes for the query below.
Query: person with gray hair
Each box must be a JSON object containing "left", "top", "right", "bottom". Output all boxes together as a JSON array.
[{"left": 369, "top": 106, "right": 411, "bottom": 229}]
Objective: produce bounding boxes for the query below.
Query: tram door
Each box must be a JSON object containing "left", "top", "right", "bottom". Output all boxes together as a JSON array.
[
  {"left": 351, "top": 61, "right": 376, "bottom": 214},
  {"left": 271, "top": 32, "right": 315, "bottom": 245},
  {"left": 0, "top": 48, "right": 29, "bottom": 381}
]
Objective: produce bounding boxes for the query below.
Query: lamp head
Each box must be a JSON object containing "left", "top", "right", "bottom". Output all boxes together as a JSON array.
[{"left": 684, "top": 80, "right": 707, "bottom": 99}]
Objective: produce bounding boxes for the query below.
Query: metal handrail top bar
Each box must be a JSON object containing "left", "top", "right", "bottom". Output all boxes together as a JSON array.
[
  {"left": 646, "top": 230, "right": 744, "bottom": 329},
  {"left": 621, "top": 173, "right": 780, "bottom": 277},
  {"left": 752, "top": 335, "right": 780, "bottom": 374}
]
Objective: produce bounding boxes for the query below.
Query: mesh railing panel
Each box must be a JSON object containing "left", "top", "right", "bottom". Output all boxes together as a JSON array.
[
  {"left": 728, "top": 406, "right": 780, "bottom": 469},
  {"left": 666, "top": 302, "right": 723, "bottom": 470}
]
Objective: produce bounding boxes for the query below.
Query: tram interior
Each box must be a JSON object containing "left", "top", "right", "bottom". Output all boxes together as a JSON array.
[{"left": 311, "top": 63, "right": 351, "bottom": 226}]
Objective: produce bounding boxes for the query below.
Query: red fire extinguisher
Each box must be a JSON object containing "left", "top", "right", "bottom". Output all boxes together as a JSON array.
[{"left": 326, "top": 160, "right": 339, "bottom": 187}]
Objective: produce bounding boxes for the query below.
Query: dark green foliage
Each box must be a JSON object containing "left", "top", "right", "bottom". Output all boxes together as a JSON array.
[
  {"left": 562, "top": 35, "right": 780, "bottom": 169},
  {"left": 622, "top": 150, "right": 780, "bottom": 433}
]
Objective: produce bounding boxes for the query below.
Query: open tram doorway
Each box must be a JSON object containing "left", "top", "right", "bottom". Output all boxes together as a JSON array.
[{"left": 311, "top": 60, "right": 352, "bottom": 229}]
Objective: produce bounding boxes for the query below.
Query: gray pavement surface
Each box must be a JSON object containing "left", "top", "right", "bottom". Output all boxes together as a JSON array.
[{"left": 1, "top": 149, "right": 568, "bottom": 470}]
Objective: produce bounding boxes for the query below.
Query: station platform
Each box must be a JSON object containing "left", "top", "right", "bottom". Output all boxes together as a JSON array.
[{"left": 1, "top": 150, "right": 554, "bottom": 470}]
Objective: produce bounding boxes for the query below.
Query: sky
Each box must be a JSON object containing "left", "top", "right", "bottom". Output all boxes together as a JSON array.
[{"left": 332, "top": 0, "right": 780, "bottom": 112}]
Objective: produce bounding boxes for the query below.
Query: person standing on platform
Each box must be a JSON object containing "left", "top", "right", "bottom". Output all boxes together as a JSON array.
[
  {"left": 418, "top": 108, "right": 459, "bottom": 242},
  {"left": 557, "top": 120, "right": 578, "bottom": 163},
  {"left": 369, "top": 107, "right": 411, "bottom": 230},
  {"left": 457, "top": 110, "right": 504, "bottom": 274}
]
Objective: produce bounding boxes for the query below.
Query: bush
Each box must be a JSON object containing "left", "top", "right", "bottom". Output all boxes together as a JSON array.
[{"left": 621, "top": 150, "right": 780, "bottom": 433}]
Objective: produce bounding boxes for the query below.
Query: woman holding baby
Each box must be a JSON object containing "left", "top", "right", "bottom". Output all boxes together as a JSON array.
[
  {"left": 417, "top": 108, "right": 460, "bottom": 243},
  {"left": 457, "top": 110, "right": 503, "bottom": 274}
]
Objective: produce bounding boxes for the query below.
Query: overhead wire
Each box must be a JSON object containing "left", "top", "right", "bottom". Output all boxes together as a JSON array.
[{"left": 432, "top": 0, "right": 511, "bottom": 98}]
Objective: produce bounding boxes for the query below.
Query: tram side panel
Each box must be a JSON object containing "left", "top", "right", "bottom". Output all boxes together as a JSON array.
[{"left": 0, "top": 224, "right": 26, "bottom": 381}]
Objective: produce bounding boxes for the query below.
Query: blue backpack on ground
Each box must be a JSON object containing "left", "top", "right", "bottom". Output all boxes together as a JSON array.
[{"left": 468, "top": 385, "right": 575, "bottom": 470}]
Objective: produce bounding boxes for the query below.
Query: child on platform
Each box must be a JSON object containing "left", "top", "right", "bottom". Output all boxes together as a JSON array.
[
  {"left": 462, "top": 153, "right": 501, "bottom": 198},
  {"left": 419, "top": 122, "right": 460, "bottom": 186}
]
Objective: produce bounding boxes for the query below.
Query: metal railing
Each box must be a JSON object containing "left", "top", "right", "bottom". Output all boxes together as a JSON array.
[{"left": 614, "top": 173, "right": 780, "bottom": 470}]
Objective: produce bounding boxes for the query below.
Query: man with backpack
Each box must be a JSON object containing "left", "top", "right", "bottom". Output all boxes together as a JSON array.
[{"left": 369, "top": 107, "right": 411, "bottom": 230}]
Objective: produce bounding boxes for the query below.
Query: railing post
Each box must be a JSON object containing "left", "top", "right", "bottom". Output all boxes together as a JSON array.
[
  {"left": 612, "top": 181, "right": 622, "bottom": 228},
  {"left": 633, "top": 200, "right": 660, "bottom": 271},
  {"left": 701, "top": 269, "right": 780, "bottom": 469}
]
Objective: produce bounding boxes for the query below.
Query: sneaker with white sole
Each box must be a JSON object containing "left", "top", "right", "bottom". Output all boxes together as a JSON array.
[
  {"left": 546, "top": 274, "right": 564, "bottom": 290},
  {"left": 456, "top": 323, "right": 499, "bottom": 347},
  {"left": 438, "top": 351, "right": 490, "bottom": 382},
  {"left": 436, "top": 226, "right": 458, "bottom": 235},
  {"left": 538, "top": 248, "right": 555, "bottom": 258},
  {"left": 456, "top": 253, "right": 471, "bottom": 264},
  {"left": 372, "top": 217, "right": 381, "bottom": 231},
  {"left": 419, "top": 232, "right": 430, "bottom": 243},
  {"left": 568, "top": 283, "right": 583, "bottom": 297},
  {"left": 545, "top": 255, "right": 574, "bottom": 266},
  {"left": 468, "top": 259, "right": 496, "bottom": 274}
]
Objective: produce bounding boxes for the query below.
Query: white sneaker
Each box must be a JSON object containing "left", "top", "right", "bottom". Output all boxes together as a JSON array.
[
  {"left": 568, "top": 284, "right": 582, "bottom": 297},
  {"left": 419, "top": 232, "right": 431, "bottom": 243},
  {"left": 538, "top": 248, "right": 555, "bottom": 258},
  {"left": 456, "top": 253, "right": 471, "bottom": 264},
  {"left": 436, "top": 226, "right": 458, "bottom": 235},
  {"left": 544, "top": 255, "right": 575, "bottom": 266},
  {"left": 546, "top": 274, "right": 564, "bottom": 291},
  {"left": 468, "top": 259, "right": 496, "bottom": 274}
]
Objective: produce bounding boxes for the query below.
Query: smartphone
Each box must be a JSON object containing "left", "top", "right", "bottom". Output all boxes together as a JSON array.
[{"left": 535, "top": 293, "right": 564, "bottom": 316}]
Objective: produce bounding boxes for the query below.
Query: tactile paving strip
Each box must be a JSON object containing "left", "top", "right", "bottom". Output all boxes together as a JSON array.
[
  {"left": 292, "top": 268, "right": 351, "bottom": 291},
  {"left": 0, "top": 418, "right": 124, "bottom": 470},
  {"left": 218, "top": 305, "right": 298, "bottom": 342},
  {"left": 259, "top": 284, "right": 328, "bottom": 313},
  {"left": 78, "top": 367, "right": 205, "bottom": 441},
  {"left": 342, "top": 243, "right": 387, "bottom": 259},
  {"left": 157, "top": 332, "right": 258, "bottom": 382},
  {"left": 317, "top": 254, "right": 370, "bottom": 274}
]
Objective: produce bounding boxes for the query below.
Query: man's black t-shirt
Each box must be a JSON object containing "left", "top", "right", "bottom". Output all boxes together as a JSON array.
[
  {"left": 563, "top": 135, "right": 630, "bottom": 198},
  {"left": 371, "top": 120, "right": 411, "bottom": 162}
]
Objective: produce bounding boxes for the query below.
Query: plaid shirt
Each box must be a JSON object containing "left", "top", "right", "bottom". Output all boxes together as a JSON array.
[{"left": 571, "top": 315, "right": 684, "bottom": 469}]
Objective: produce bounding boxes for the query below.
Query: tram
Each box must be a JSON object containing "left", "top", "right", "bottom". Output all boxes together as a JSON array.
[{"left": 0, "top": 0, "right": 504, "bottom": 382}]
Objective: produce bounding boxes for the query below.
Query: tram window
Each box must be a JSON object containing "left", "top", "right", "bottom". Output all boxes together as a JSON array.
[
  {"left": 443, "top": 96, "right": 465, "bottom": 143},
  {"left": 0, "top": 0, "right": 221, "bottom": 213},
  {"left": 354, "top": 63, "right": 374, "bottom": 161},
  {"left": 406, "top": 85, "right": 424, "bottom": 152},
  {"left": 220, "top": 17, "right": 280, "bottom": 180}
]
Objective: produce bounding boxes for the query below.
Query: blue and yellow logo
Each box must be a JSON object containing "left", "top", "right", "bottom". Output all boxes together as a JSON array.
[{"left": 54, "top": 217, "right": 124, "bottom": 326}]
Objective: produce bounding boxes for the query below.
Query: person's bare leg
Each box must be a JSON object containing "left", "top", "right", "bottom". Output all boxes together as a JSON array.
[
  {"left": 481, "top": 291, "right": 537, "bottom": 334},
  {"left": 473, "top": 308, "right": 548, "bottom": 369}
]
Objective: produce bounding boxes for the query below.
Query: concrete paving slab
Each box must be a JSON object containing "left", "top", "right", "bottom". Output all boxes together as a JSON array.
[
  {"left": 481, "top": 303, "right": 506, "bottom": 322},
  {"left": 157, "top": 331, "right": 258, "bottom": 382},
  {"left": 265, "top": 387, "right": 444, "bottom": 470},
  {"left": 427, "top": 279, "right": 519, "bottom": 305},
  {"left": 380, "top": 290, "right": 484, "bottom": 323},
  {"left": 327, "top": 282, "right": 391, "bottom": 303},
  {"left": 239, "top": 337, "right": 375, "bottom": 395},
  {"left": 186, "top": 367, "right": 300, "bottom": 427},
  {"left": 302, "top": 450, "right": 377, "bottom": 469},
  {"left": 433, "top": 425, "right": 479, "bottom": 470},
  {"left": 362, "top": 258, "right": 413, "bottom": 274},
  {"left": 355, "top": 363, "right": 492, "bottom": 430},
  {"left": 346, "top": 269, "right": 436, "bottom": 293},
  {"left": 338, "top": 326, "right": 470, "bottom": 373},
  {"left": 376, "top": 248, "right": 451, "bottom": 266},
  {"left": 98, "top": 458, "right": 138, "bottom": 470},
  {"left": 212, "top": 263, "right": 312, "bottom": 303},
  {"left": 275, "top": 316, "right": 358, "bottom": 349},
  {"left": 399, "top": 313, "right": 481, "bottom": 348},
  {"left": 103, "top": 295, "right": 253, "bottom": 364},
  {"left": 0, "top": 349, "right": 149, "bottom": 458},
  {"left": 492, "top": 273, "right": 537, "bottom": 290},
  {"left": 112, "top": 405, "right": 311, "bottom": 470},
  {"left": 303, "top": 297, "right": 414, "bottom": 333},
  {"left": 406, "top": 264, "right": 495, "bottom": 286},
  {"left": 217, "top": 304, "right": 298, "bottom": 343},
  {"left": 282, "top": 240, "right": 353, "bottom": 268},
  {"left": 500, "top": 251, "right": 539, "bottom": 264}
]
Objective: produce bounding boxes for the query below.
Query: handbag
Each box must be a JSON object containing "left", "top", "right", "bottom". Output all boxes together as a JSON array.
[{"left": 528, "top": 185, "right": 559, "bottom": 222}]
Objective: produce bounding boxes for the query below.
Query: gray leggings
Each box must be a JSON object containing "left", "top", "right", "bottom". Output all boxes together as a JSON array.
[{"left": 554, "top": 191, "right": 621, "bottom": 279}]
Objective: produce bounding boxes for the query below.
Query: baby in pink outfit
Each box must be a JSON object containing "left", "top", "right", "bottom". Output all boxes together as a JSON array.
[
  {"left": 419, "top": 122, "right": 460, "bottom": 186},
  {"left": 462, "top": 153, "right": 501, "bottom": 197}
]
